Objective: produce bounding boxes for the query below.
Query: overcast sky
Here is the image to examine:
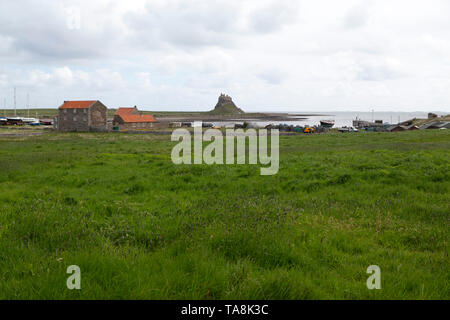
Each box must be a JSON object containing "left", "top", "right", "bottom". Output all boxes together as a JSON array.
[{"left": 0, "top": 0, "right": 449, "bottom": 112}]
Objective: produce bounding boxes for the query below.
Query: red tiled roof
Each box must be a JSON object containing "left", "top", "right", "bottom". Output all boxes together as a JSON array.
[
  {"left": 120, "top": 114, "right": 157, "bottom": 123},
  {"left": 59, "top": 101, "right": 97, "bottom": 109},
  {"left": 114, "top": 107, "right": 135, "bottom": 116},
  {"left": 115, "top": 107, "right": 157, "bottom": 123}
]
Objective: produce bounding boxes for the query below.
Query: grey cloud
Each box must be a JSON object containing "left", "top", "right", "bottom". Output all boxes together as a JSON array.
[
  {"left": 0, "top": 0, "right": 301, "bottom": 63},
  {"left": 356, "top": 65, "right": 404, "bottom": 81},
  {"left": 124, "top": 1, "right": 243, "bottom": 49},
  {"left": 258, "top": 70, "right": 286, "bottom": 85},
  {"left": 124, "top": 0, "right": 299, "bottom": 49},
  {"left": 248, "top": 1, "right": 300, "bottom": 34},
  {"left": 0, "top": 1, "right": 120, "bottom": 63},
  {"left": 342, "top": 4, "right": 371, "bottom": 29}
]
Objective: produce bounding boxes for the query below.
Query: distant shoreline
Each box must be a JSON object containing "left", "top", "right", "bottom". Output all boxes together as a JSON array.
[
  {"left": 3, "top": 109, "right": 448, "bottom": 125},
  {"left": 153, "top": 113, "right": 310, "bottom": 122}
]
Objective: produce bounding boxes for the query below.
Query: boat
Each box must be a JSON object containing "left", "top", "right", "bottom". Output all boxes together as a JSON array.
[
  {"left": 39, "top": 119, "right": 53, "bottom": 125},
  {"left": 22, "top": 118, "right": 38, "bottom": 124},
  {"left": 338, "top": 126, "right": 359, "bottom": 133},
  {"left": 7, "top": 117, "right": 24, "bottom": 125},
  {"left": 320, "top": 120, "right": 335, "bottom": 128}
]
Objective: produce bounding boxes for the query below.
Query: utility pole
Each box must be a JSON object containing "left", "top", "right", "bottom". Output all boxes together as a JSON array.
[
  {"left": 27, "top": 93, "right": 30, "bottom": 118},
  {"left": 371, "top": 109, "right": 374, "bottom": 123},
  {"left": 14, "top": 87, "right": 16, "bottom": 117}
]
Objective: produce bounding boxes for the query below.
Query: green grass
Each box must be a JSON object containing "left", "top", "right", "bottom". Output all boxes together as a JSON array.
[
  {"left": 1, "top": 108, "right": 59, "bottom": 118},
  {"left": 0, "top": 130, "right": 449, "bottom": 299}
]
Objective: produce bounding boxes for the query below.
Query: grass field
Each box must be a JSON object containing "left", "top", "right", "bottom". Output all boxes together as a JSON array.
[{"left": 0, "top": 130, "right": 449, "bottom": 299}]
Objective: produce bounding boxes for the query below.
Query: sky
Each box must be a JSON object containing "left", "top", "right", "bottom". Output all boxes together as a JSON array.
[{"left": 0, "top": 0, "right": 449, "bottom": 112}]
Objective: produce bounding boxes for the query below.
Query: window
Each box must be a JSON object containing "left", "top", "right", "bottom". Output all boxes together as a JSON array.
[
  {"left": 133, "top": 123, "right": 136, "bottom": 128},
  {"left": 83, "top": 109, "right": 87, "bottom": 114},
  {"left": 73, "top": 109, "right": 77, "bottom": 114},
  {"left": 63, "top": 116, "right": 67, "bottom": 121},
  {"left": 64, "top": 109, "right": 67, "bottom": 114},
  {"left": 83, "top": 117, "right": 87, "bottom": 122},
  {"left": 73, "top": 117, "right": 77, "bottom": 121}
]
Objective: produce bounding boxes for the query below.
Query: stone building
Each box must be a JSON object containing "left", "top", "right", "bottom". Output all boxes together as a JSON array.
[
  {"left": 113, "top": 106, "right": 157, "bottom": 131},
  {"left": 56, "top": 100, "right": 107, "bottom": 132}
]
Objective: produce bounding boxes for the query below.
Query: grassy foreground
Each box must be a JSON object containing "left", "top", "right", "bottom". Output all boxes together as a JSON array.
[{"left": 0, "top": 130, "right": 448, "bottom": 299}]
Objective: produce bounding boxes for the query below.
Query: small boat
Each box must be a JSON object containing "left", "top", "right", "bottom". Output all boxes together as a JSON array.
[
  {"left": 7, "top": 117, "right": 24, "bottom": 125},
  {"left": 22, "top": 118, "right": 38, "bottom": 124},
  {"left": 39, "top": 119, "right": 53, "bottom": 125},
  {"left": 320, "top": 120, "right": 335, "bottom": 128}
]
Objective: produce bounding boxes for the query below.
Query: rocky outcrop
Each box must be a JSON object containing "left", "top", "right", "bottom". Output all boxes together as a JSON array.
[{"left": 210, "top": 93, "right": 244, "bottom": 114}]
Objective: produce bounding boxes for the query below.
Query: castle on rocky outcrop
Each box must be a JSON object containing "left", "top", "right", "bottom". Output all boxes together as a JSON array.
[
  {"left": 210, "top": 93, "right": 244, "bottom": 114},
  {"left": 218, "top": 93, "right": 233, "bottom": 103}
]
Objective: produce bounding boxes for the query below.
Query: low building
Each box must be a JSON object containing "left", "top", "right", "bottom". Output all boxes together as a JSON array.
[
  {"left": 113, "top": 106, "right": 157, "bottom": 131},
  {"left": 56, "top": 100, "right": 107, "bottom": 132},
  {"left": 434, "top": 122, "right": 450, "bottom": 129},
  {"left": 441, "top": 122, "right": 450, "bottom": 129},
  {"left": 419, "top": 121, "right": 450, "bottom": 130},
  {"left": 387, "top": 125, "right": 407, "bottom": 132},
  {"left": 353, "top": 119, "right": 384, "bottom": 129}
]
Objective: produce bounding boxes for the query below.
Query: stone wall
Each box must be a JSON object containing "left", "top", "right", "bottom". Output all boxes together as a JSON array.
[
  {"left": 117, "top": 122, "right": 156, "bottom": 131},
  {"left": 89, "top": 101, "right": 107, "bottom": 131},
  {"left": 58, "top": 108, "right": 90, "bottom": 132}
]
